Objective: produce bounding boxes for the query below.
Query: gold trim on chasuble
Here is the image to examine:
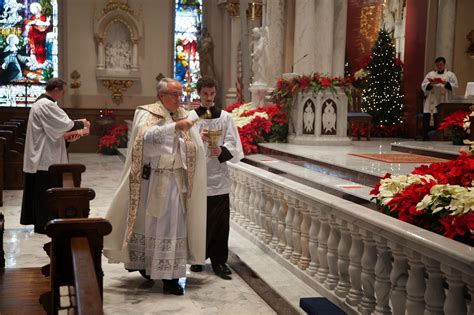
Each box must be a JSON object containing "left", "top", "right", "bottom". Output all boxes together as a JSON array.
[{"left": 126, "top": 103, "right": 197, "bottom": 242}]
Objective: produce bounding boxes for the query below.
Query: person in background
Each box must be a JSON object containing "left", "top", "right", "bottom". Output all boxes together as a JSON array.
[
  {"left": 189, "top": 76, "right": 244, "bottom": 280},
  {"left": 21, "top": 77, "right": 90, "bottom": 233},
  {"left": 103, "top": 78, "right": 207, "bottom": 295},
  {"left": 421, "top": 56, "right": 458, "bottom": 140}
]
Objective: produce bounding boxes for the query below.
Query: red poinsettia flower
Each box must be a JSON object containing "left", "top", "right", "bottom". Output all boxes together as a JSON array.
[{"left": 320, "top": 78, "right": 331, "bottom": 88}]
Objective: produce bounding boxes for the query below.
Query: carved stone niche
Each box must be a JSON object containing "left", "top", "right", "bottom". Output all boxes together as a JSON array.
[{"left": 94, "top": 0, "right": 143, "bottom": 104}]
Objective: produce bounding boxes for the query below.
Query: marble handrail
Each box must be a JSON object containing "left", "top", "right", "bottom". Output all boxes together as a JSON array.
[{"left": 229, "top": 162, "right": 473, "bottom": 315}]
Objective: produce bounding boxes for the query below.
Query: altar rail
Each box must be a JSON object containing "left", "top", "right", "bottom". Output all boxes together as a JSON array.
[{"left": 229, "top": 163, "right": 473, "bottom": 315}]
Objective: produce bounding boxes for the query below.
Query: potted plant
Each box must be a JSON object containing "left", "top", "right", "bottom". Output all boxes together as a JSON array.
[
  {"left": 98, "top": 133, "right": 120, "bottom": 155},
  {"left": 438, "top": 111, "right": 470, "bottom": 145}
]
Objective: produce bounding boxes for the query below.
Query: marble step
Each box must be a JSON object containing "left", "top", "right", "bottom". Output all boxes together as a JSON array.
[
  {"left": 244, "top": 154, "right": 375, "bottom": 209},
  {"left": 391, "top": 140, "right": 461, "bottom": 159}
]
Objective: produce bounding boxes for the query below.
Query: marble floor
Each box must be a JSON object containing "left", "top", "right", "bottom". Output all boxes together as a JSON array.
[{"left": 1, "top": 139, "right": 460, "bottom": 314}]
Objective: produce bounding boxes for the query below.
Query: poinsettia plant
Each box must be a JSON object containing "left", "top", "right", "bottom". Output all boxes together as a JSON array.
[
  {"left": 225, "top": 102, "right": 288, "bottom": 155},
  {"left": 271, "top": 73, "right": 352, "bottom": 110},
  {"left": 438, "top": 110, "right": 471, "bottom": 139},
  {"left": 370, "top": 153, "right": 474, "bottom": 246},
  {"left": 98, "top": 123, "right": 128, "bottom": 153}
]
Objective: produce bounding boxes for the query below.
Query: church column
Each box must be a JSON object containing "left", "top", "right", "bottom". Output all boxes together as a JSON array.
[
  {"left": 314, "top": 0, "right": 335, "bottom": 75},
  {"left": 293, "top": 0, "right": 317, "bottom": 74},
  {"left": 97, "top": 39, "right": 105, "bottom": 70},
  {"left": 332, "top": 0, "right": 347, "bottom": 77},
  {"left": 131, "top": 40, "right": 139, "bottom": 71},
  {"left": 293, "top": 0, "right": 335, "bottom": 75},
  {"left": 224, "top": 2, "right": 241, "bottom": 105},
  {"left": 265, "top": 0, "right": 285, "bottom": 86},
  {"left": 435, "top": 0, "right": 457, "bottom": 67}
]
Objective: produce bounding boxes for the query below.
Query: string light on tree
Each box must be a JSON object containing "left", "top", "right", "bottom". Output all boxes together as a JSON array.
[{"left": 362, "top": 28, "right": 404, "bottom": 127}]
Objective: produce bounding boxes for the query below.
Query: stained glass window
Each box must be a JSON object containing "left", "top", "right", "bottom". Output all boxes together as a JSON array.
[
  {"left": 0, "top": 0, "right": 58, "bottom": 107},
  {"left": 174, "top": 0, "right": 201, "bottom": 101}
]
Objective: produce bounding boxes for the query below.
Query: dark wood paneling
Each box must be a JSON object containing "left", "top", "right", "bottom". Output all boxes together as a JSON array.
[{"left": 0, "top": 108, "right": 135, "bottom": 152}]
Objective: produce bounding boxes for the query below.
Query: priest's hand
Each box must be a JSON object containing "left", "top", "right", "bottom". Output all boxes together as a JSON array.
[
  {"left": 200, "top": 128, "right": 210, "bottom": 142},
  {"left": 175, "top": 118, "right": 194, "bottom": 132}
]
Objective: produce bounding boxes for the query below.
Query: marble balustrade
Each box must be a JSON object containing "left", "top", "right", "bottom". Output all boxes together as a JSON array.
[{"left": 229, "top": 162, "right": 474, "bottom": 315}]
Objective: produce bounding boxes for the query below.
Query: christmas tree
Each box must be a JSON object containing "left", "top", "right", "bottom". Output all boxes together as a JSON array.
[{"left": 362, "top": 29, "right": 404, "bottom": 127}]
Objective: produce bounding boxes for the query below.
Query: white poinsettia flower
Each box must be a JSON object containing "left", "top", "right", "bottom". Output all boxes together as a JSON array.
[
  {"left": 416, "top": 184, "right": 474, "bottom": 216},
  {"left": 377, "top": 174, "right": 435, "bottom": 205}
]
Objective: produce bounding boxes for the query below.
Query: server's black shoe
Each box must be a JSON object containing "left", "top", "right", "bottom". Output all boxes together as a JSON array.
[
  {"left": 190, "top": 264, "right": 203, "bottom": 272},
  {"left": 212, "top": 263, "right": 232, "bottom": 280}
]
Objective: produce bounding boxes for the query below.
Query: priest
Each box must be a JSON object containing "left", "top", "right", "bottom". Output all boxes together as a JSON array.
[
  {"left": 421, "top": 56, "right": 458, "bottom": 140},
  {"left": 103, "top": 78, "right": 207, "bottom": 295}
]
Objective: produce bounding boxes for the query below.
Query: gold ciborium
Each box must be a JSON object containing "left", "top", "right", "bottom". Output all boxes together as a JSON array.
[{"left": 207, "top": 129, "right": 222, "bottom": 149}]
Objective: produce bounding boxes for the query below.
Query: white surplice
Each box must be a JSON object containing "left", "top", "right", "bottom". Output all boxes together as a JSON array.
[
  {"left": 188, "top": 109, "right": 244, "bottom": 196},
  {"left": 421, "top": 69, "right": 459, "bottom": 114},
  {"left": 23, "top": 95, "right": 74, "bottom": 173}
]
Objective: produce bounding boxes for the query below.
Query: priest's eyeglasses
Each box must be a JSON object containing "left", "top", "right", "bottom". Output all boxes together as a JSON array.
[{"left": 164, "top": 92, "right": 182, "bottom": 98}]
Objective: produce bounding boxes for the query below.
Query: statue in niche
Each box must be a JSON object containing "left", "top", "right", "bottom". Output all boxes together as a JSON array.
[
  {"left": 0, "top": 0, "right": 25, "bottom": 27},
  {"left": 303, "top": 100, "right": 315, "bottom": 134},
  {"left": 251, "top": 26, "right": 269, "bottom": 85},
  {"left": 197, "top": 27, "right": 216, "bottom": 78},
  {"left": 322, "top": 100, "right": 337, "bottom": 134},
  {"left": 105, "top": 39, "right": 131, "bottom": 70}
]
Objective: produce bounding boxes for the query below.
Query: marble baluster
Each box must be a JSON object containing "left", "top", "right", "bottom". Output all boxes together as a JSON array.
[
  {"left": 283, "top": 194, "right": 294, "bottom": 260},
  {"left": 277, "top": 190, "right": 288, "bottom": 254},
  {"left": 297, "top": 201, "right": 311, "bottom": 270},
  {"left": 441, "top": 265, "right": 467, "bottom": 315},
  {"left": 257, "top": 181, "right": 267, "bottom": 241},
  {"left": 270, "top": 188, "right": 281, "bottom": 249},
  {"left": 346, "top": 224, "right": 363, "bottom": 307},
  {"left": 374, "top": 237, "right": 392, "bottom": 315},
  {"left": 262, "top": 185, "right": 273, "bottom": 244},
  {"left": 465, "top": 274, "right": 474, "bottom": 315},
  {"left": 247, "top": 179, "right": 257, "bottom": 233},
  {"left": 406, "top": 250, "right": 426, "bottom": 315},
  {"left": 315, "top": 208, "right": 329, "bottom": 283},
  {"left": 359, "top": 229, "right": 377, "bottom": 314},
  {"left": 388, "top": 243, "right": 408, "bottom": 315},
  {"left": 290, "top": 197, "right": 302, "bottom": 265},
  {"left": 233, "top": 172, "right": 244, "bottom": 224},
  {"left": 324, "top": 214, "right": 340, "bottom": 290},
  {"left": 334, "top": 219, "right": 351, "bottom": 298},
  {"left": 306, "top": 205, "right": 320, "bottom": 277},
  {"left": 229, "top": 170, "right": 236, "bottom": 218},
  {"left": 240, "top": 175, "right": 251, "bottom": 229},
  {"left": 422, "top": 257, "right": 445, "bottom": 315}
]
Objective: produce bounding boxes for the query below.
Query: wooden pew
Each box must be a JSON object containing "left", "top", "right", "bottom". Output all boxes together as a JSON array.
[
  {"left": 0, "top": 124, "right": 24, "bottom": 152},
  {"left": 0, "top": 130, "right": 23, "bottom": 189},
  {"left": 0, "top": 137, "right": 4, "bottom": 207},
  {"left": 48, "top": 163, "right": 86, "bottom": 188},
  {"left": 43, "top": 218, "right": 112, "bottom": 315}
]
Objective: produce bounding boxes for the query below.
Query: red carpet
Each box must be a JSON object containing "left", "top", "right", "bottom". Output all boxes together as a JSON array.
[{"left": 350, "top": 153, "right": 448, "bottom": 163}]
